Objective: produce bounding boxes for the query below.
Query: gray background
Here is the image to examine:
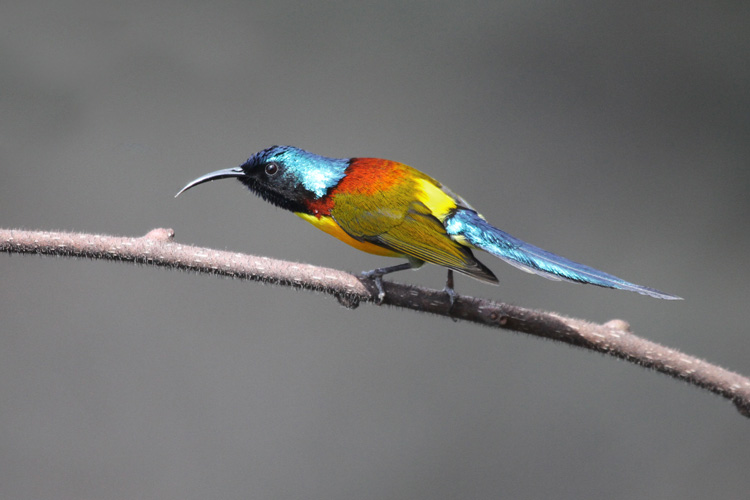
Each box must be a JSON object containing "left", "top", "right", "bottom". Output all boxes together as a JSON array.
[{"left": 2, "top": 1, "right": 748, "bottom": 498}]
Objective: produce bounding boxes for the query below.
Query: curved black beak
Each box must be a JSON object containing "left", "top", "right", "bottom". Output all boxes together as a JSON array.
[{"left": 175, "top": 166, "right": 246, "bottom": 198}]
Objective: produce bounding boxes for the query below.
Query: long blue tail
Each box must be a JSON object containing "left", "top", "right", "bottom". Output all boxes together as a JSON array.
[{"left": 445, "top": 209, "right": 681, "bottom": 300}]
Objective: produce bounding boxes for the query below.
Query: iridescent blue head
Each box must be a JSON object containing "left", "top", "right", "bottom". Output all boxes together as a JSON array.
[{"left": 175, "top": 146, "right": 350, "bottom": 212}]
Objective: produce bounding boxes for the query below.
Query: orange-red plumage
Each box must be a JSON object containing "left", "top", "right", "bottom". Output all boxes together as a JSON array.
[{"left": 305, "top": 158, "right": 410, "bottom": 217}]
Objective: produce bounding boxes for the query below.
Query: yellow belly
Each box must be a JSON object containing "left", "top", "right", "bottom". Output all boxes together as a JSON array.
[{"left": 295, "top": 212, "right": 404, "bottom": 258}]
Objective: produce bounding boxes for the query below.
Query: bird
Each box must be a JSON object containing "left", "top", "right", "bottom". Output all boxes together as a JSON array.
[{"left": 176, "top": 145, "right": 681, "bottom": 303}]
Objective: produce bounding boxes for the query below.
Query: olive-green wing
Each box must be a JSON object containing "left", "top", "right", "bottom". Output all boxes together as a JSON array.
[{"left": 332, "top": 193, "right": 497, "bottom": 283}]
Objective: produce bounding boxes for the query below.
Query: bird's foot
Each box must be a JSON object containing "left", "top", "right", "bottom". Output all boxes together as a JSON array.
[
  {"left": 360, "top": 270, "right": 387, "bottom": 304},
  {"left": 361, "top": 262, "right": 415, "bottom": 305},
  {"left": 372, "top": 276, "right": 387, "bottom": 304},
  {"left": 444, "top": 270, "right": 458, "bottom": 321}
]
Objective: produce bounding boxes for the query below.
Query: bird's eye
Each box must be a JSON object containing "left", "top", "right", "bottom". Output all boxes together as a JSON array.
[{"left": 265, "top": 162, "right": 279, "bottom": 176}]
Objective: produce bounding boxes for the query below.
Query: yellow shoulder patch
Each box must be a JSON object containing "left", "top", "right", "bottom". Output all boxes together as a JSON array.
[{"left": 413, "top": 178, "right": 459, "bottom": 222}]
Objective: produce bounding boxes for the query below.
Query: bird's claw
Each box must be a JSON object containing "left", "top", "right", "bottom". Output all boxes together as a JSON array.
[
  {"left": 444, "top": 285, "right": 456, "bottom": 308},
  {"left": 361, "top": 262, "right": 416, "bottom": 305},
  {"left": 444, "top": 270, "right": 458, "bottom": 321},
  {"left": 444, "top": 286, "right": 458, "bottom": 321},
  {"left": 373, "top": 276, "right": 386, "bottom": 304},
  {"left": 361, "top": 271, "right": 386, "bottom": 304}
]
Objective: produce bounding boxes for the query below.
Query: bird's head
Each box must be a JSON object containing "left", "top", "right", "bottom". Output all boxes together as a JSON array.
[{"left": 175, "top": 145, "right": 350, "bottom": 212}]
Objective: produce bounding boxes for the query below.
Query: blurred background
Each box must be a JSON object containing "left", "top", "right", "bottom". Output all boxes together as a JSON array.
[{"left": 1, "top": 1, "right": 748, "bottom": 498}]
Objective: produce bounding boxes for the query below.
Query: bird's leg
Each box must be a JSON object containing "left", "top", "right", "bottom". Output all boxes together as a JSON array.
[
  {"left": 444, "top": 270, "right": 458, "bottom": 319},
  {"left": 361, "top": 262, "right": 416, "bottom": 304}
]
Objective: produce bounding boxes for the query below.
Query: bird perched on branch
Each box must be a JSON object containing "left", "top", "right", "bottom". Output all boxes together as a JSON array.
[{"left": 176, "top": 145, "right": 681, "bottom": 303}]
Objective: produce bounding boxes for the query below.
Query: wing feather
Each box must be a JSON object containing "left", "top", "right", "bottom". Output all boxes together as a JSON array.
[{"left": 332, "top": 193, "right": 497, "bottom": 283}]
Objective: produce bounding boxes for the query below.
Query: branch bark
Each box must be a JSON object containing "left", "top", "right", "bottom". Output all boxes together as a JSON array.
[{"left": 2, "top": 227, "right": 749, "bottom": 418}]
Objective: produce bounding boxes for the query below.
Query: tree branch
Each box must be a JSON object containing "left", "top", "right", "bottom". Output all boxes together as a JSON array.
[{"left": 2, "top": 227, "right": 748, "bottom": 418}]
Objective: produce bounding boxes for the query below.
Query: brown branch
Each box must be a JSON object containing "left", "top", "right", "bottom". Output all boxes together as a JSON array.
[{"left": 2, "top": 227, "right": 749, "bottom": 418}]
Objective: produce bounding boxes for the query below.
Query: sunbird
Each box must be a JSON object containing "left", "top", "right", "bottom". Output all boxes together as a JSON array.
[{"left": 176, "top": 146, "right": 681, "bottom": 302}]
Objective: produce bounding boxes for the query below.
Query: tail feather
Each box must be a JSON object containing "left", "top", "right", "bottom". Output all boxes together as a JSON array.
[{"left": 444, "top": 209, "right": 682, "bottom": 300}]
